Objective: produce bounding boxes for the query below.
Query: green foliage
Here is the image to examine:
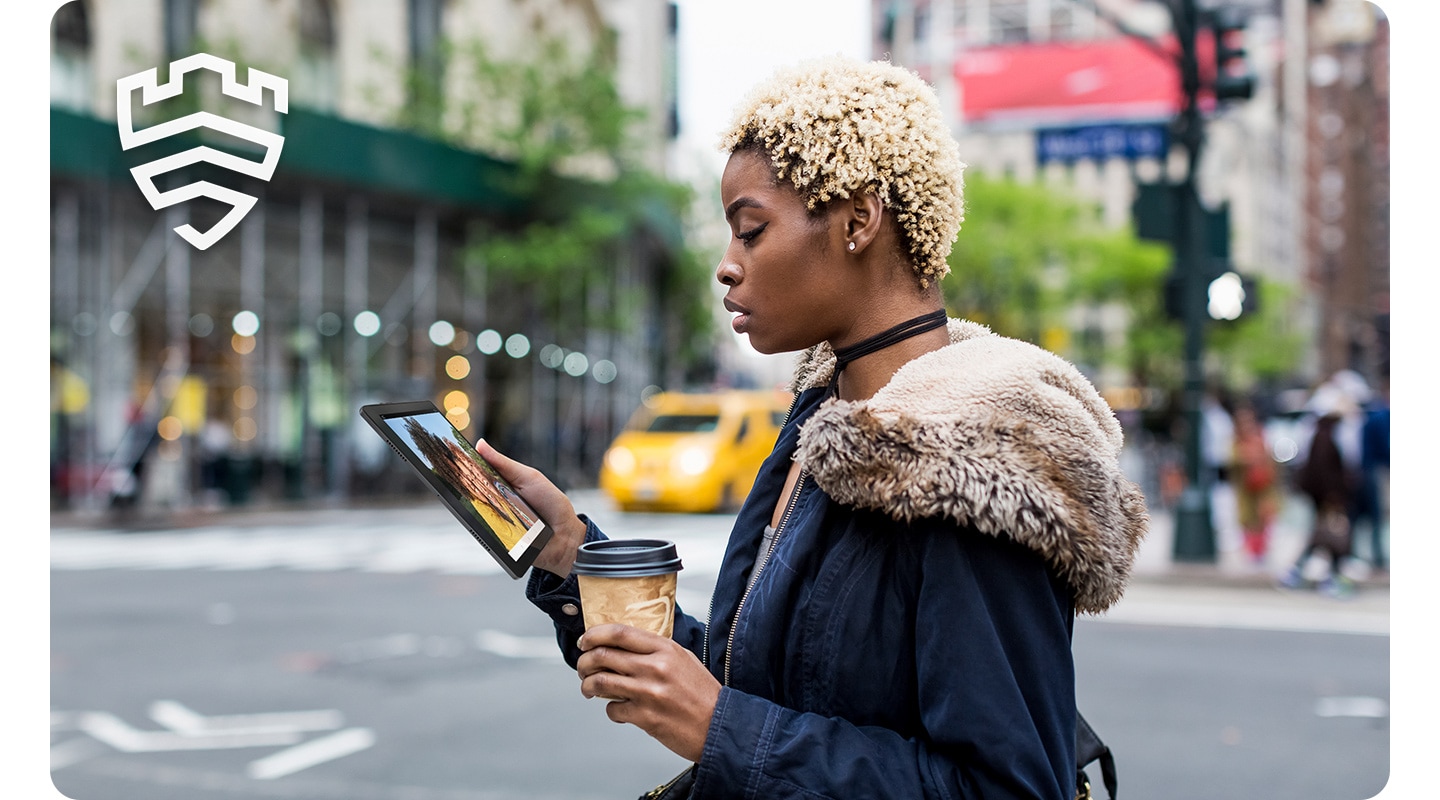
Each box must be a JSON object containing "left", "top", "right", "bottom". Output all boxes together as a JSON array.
[
  {"left": 388, "top": 33, "right": 714, "bottom": 369},
  {"left": 947, "top": 172, "right": 1304, "bottom": 393},
  {"left": 446, "top": 37, "right": 641, "bottom": 182},
  {"left": 946, "top": 172, "right": 1174, "bottom": 377},
  {"left": 944, "top": 174, "right": 1084, "bottom": 342},
  {"left": 1206, "top": 277, "right": 1308, "bottom": 390}
]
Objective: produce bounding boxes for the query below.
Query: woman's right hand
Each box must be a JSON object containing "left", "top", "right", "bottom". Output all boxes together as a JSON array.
[{"left": 475, "top": 439, "right": 587, "bottom": 578}]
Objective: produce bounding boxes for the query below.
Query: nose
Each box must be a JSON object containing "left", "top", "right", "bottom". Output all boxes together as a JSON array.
[{"left": 715, "top": 254, "right": 741, "bottom": 287}]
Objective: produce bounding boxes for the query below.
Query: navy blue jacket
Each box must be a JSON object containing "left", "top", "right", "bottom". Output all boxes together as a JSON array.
[{"left": 529, "top": 321, "right": 1147, "bottom": 799}]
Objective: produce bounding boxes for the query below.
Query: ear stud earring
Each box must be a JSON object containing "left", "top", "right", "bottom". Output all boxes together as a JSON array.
[{"left": 848, "top": 241, "right": 856, "bottom": 252}]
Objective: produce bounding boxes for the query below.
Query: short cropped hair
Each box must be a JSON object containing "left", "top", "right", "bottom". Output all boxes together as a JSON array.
[{"left": 719, "top": 55, "right": 966, "bottom": 287}]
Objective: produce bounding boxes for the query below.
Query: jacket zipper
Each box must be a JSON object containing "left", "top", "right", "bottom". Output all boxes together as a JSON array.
[
  {"left": 702, "top": 390, "right": 804, "bottom": 671},
  {"left": 643, "top": 766, "right": 694, "bottom": 799},
  {"left": 723, "top": 467, "right": 807, "bottom": 687}
]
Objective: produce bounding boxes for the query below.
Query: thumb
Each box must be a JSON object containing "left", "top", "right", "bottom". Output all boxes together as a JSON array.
[{"left": 475, "top": 439, "right": 530, "bottom": 484}]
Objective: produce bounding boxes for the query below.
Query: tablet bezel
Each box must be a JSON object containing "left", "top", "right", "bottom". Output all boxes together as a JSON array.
[{"left": 359, "top": 400, "right": 554, "bottom": 580}]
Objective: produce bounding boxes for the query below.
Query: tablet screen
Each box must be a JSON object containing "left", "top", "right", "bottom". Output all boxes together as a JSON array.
[{"left": 364, "top": 403, "right": 549, "bottom": 569}]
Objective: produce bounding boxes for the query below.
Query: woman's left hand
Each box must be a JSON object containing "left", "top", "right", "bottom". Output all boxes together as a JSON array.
[{"left": 576, "top": 624, "right": 721, "bottom": 763}]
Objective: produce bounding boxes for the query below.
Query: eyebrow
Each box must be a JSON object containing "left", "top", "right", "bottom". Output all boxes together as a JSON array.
[{"left": 724, "top": 197, "right": 762, "bottom": 222}]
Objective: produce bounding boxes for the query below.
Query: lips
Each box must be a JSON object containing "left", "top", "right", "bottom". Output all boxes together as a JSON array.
[{"left": 723, "top": 298, "right": 751, "bottom": 334}]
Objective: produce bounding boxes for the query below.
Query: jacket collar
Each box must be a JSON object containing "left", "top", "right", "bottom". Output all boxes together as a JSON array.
[{"left": 789, "top": 319, "right": 1149, "bottom": 614}]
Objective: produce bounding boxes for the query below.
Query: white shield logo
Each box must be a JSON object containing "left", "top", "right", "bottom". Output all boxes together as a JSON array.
[{"left": 116, "top": 53, "right": 288, "bottom": 251}]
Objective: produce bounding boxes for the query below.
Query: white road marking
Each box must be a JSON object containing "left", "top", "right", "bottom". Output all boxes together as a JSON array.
[
  {"left": 246, "top": 727, "right": 376, "bottom": 780},
  {"left": 148, "top": 700, "right": 344, "bottom": 735},
  {"left": 1314, "top": 696, "right": 1389, "bottom": 718},
  {"left": 78, "top": 711, "right": 304, "bottom": 752},
  {"left": 474, "top": 629, "right": 561, "bottom": 659},
  {"left": 50, "top": 736, "right": 107, "bottom": 771},
  {"left": 336, "top": 633, "right": 423, "bottom": 664}
]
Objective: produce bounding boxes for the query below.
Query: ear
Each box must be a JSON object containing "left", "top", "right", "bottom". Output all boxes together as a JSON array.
[{"left": 842, "top": 191, "right": 885, "bottom": 255}]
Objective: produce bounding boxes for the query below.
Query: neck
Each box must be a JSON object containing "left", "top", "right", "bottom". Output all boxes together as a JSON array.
[{"left": 831, "top": 306, "right": 949, "bottom": 401}]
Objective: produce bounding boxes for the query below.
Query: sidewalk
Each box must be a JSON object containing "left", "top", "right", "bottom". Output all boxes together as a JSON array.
[
  {"left": 52, "top": 487, "right": 1388, "bottom": 592},
  {"left": 1132, "top": 491, "right": 1389, "bottom": 592}
]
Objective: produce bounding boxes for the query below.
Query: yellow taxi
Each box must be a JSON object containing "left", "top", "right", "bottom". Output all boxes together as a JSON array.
[{"left": 598, "top": 389, "right": 794, "bottom": 513}]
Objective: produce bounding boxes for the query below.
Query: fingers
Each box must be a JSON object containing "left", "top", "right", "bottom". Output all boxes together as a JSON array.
[
  {"left": 575, "top": 625, "right": 669, "bottom": 699},
  {"left": 578, "top": 623, "right": 665, "bottom": 656},
  {"left": 575, "top": 625, "right": 659, "bottom": 685},
  {"left": 475, "top": 439, "right": 540, "bottom": 487},
  {"left": 474, "top": 440, "right": 586, "bottom": 578},
  {"left": 574, "top": 629, "right": 720, "bottom": 763}
]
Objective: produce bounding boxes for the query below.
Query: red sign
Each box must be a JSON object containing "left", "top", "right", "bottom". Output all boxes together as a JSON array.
[{"left": 956, "top": 37, "right": 1196, "bottom": 125}]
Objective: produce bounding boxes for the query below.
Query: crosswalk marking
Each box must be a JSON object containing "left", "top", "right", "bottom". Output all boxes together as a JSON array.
[
  {"left": 247, "top": 727, "right": 377, "bottom": 780},
  {"left": 51, "top": 496, "right": 736, "bottom": 576}
]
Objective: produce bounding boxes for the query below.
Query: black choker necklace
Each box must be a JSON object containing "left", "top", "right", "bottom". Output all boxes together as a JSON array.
[{"left": 829, "top": 309, "right": 948, "bottom": 393}]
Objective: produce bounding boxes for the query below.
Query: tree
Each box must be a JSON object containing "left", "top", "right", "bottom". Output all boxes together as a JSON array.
[
  {"left": 381, "top": 30, "right": 716, "bottom": 484},
  {"left": 948, "top": 172, "right": 1305, "bottom": 395},
  {"left": 392, "top": 34, "right": 716, "bottom": 381}
]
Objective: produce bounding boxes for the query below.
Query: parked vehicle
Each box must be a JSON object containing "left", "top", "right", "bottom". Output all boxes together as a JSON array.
[{"left": 598, "top": 389, "right": 793, "bottom": 513}]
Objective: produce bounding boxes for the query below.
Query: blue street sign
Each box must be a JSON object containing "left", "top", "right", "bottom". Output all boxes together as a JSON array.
[{"left": 1035, "top": 122, "right": 1170, "bottom": 164}]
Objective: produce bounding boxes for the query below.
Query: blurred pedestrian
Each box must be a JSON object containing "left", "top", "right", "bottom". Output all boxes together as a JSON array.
[
  {"left": 1230, "top": 403, "right": 1279, "bottom": 566},
  {"left": 1279, "top": 386, "right": 1360, "bottom": 598},
  {"left": 477, "top": 56, "right": 1146, "bottom": 800},
  {"left": 1355, "top": 367, "right": 1390, "bottom": 572},
  {"left": 1201, "top": 391, "right": 1240, "bottom": 555}
]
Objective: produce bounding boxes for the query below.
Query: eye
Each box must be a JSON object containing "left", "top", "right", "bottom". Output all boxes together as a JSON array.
[{"left": 736, "top": 222, "right": 767, "bottom": 245}]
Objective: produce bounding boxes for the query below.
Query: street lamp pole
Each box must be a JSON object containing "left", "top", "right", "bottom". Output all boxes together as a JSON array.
[{"left": 1169, "top": 0, "right": 1217, "bottom": 562}]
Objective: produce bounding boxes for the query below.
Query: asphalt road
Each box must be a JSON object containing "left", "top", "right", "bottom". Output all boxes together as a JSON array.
[{"left": 49, "top": 499, "right": 1389, "bottom": 800}]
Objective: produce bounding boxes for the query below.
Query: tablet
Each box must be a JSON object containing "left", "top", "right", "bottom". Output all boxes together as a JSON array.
[{"left": 359, "top": 401, "right": 553, "bottom": 579}]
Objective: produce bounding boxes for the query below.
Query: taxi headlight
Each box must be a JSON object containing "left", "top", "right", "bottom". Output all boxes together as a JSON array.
[
  {"left": 675, "top": 446, "right": 713, "bottom": 476},
  {"left": 605, "top": 447, "right": 636, "bottom": 475}
]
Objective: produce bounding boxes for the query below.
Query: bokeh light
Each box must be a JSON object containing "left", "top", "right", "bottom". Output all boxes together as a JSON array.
[
  {"left": 110, "top": 311, "right": 135, "bottom": 336},
  {"left": 476, "top": 329, "right": 502, "bottom": 355},
  {"left": 317, "top": 312, "right": 343, "bottom": 336},
  {"left": 234, "top": 385, "right": 258, "bottom": 410},
  {"left": 592, "top": 359, "right": 618, "bottom": 384},
  {"left": 504, "top": 333, "right": 530, "bottom": 358},
  {"left": 232, "top": 334, "right": 256, "bottom": 354},
  {"left": 353, "top": 310, "right": 381, "bottom": 337},
  {"left": 443, "top": 390, "right": 470, "bottom": 412},
  {"left": 189, "top": 313, "right": 214, "bottom": 337},
  {"left": 446, "top": 407, "right": 471, "bottom": 431},
  {"left": 233, "top": 417, "right": 257, "bottom": 441},
  {"left": 563, "top": 352, "right": 588, "bottom": 377},
  {"left": 429, "top": 320, "right": 456, "bottom": 346},
  {"left": 157, "top": 416, "right": 184, "bottom": 441},
  {"left": 232, "top": 310, "right": 260, "bottom": 337},
  {"left": 446, "top": 354, "right": 471, "bottom": 379}
]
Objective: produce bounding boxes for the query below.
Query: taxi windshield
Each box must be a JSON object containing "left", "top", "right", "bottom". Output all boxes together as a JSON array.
[{"left": 643, "top": 414, "right": 721, "bottom": 433}]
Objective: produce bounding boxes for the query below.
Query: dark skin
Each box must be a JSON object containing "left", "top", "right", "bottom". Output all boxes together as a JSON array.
[{"left": 475, "top": 147, "right": 949, "bottom": 763}]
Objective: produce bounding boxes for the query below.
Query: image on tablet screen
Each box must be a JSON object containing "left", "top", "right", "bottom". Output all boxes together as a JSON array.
[{"left": 386, "top": 412, "right": 546, "bottom": 559}]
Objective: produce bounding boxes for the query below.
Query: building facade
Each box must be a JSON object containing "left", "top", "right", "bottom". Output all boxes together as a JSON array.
[
  {"left": 869, "top": 0, "right": 1389, "bottom": 394},
  {"left": 49, "top": 0, "right": 690, "bottom": 516}
]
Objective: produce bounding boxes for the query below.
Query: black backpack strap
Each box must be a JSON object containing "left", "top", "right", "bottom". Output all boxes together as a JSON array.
[{"left": 1076, "top": 711, "right": 1117, "bottom": 799}]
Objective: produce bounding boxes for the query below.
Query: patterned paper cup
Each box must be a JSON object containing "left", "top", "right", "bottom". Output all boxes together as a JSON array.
[{"left": 572, "top": 539, "right": 684, "bottom": 638}]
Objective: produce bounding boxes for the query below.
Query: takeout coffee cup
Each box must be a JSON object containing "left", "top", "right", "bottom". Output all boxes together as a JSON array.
[{"left": 572, "top": 539, "right": 684, "bottom": 638}]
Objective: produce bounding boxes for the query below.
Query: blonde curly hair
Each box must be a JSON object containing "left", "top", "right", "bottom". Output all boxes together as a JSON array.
[{"left": 719, "top": 55, "right": 966, "bottom": 286}]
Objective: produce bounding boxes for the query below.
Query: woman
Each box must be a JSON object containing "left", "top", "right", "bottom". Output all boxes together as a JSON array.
[
  {"left": 1279, "top": 387, "right": 1360, "bottom": 597},
  {"left": 1230, "top": 404, "right": 1278, "bottom": 565},
  {"left": 478, "top": 56, "right": 1148, "bottom": 799}
]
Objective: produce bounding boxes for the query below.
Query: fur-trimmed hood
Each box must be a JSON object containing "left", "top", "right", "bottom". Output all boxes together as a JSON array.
[{"left": 790, "top": 318, "right": 1148, "bottom": 614}]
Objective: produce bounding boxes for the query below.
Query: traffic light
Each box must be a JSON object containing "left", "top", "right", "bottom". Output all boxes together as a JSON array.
[
  {"left": 1206, "top": 270, "right": 1258, "bottom": 320},
  {"left": 1207, "top": 7, "right": 1256, "bottom": 102},
  {"left": 1163, "top": 264, "right": 1258, "bottom": 321}
]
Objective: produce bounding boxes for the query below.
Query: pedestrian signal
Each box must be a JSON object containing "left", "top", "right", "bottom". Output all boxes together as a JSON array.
[
  {"left": 1207, "top": 7, "right": 1256, "bottom": 102},
  {"left": 1206, "top": 271, "right": 1258, "bottom": 321}
]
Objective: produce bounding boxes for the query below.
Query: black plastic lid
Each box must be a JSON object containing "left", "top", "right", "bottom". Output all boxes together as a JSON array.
[{"left": 572, "top": 539, "right": 683, "bottom": 577}]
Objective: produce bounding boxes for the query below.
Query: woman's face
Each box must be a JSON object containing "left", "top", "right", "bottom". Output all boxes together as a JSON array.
[{"left": 716, "top": 150, "right": 850, "bottom": 355}]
